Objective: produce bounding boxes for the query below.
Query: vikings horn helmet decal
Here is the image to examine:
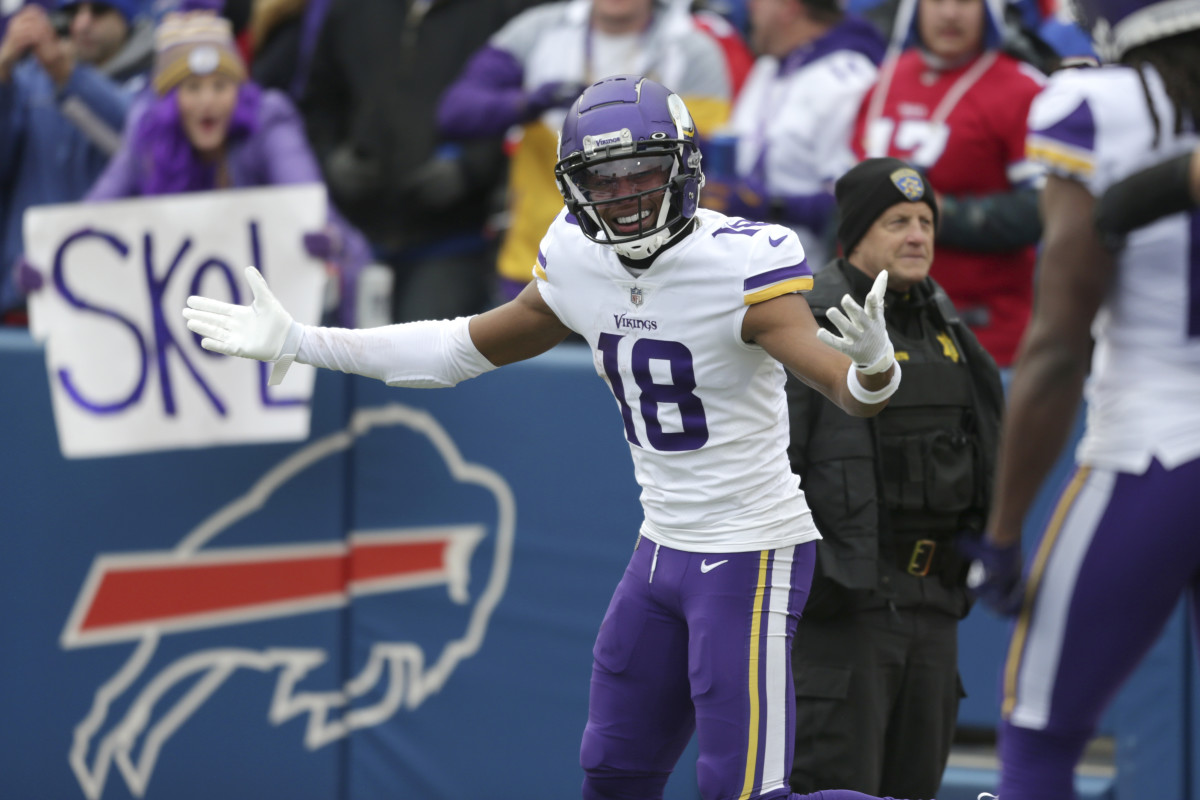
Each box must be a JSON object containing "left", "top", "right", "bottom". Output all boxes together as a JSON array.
[
  {"left": 1068, "top": 0, "right": 1200, "bottom": 60},
  {"left": 555, "top": 75, "right": 704, "bottom": 260}
]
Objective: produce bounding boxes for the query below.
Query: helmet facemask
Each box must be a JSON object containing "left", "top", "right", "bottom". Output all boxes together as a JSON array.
[{"left": 558, "top": 139, "right": 693, "bottom": 259}]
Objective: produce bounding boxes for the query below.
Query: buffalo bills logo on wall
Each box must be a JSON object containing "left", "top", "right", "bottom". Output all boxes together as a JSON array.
[
  {"left": 890, "top": 167, "right": 926, "bottom": 200},
  {"left": 60, "top": 404, "right": 516, "bottom": 800}
]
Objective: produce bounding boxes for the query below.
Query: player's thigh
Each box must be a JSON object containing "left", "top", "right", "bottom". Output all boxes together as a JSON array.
[
  {"left": 582, "top": 542, "right": 694, "bottom": 775},
  {"left": 684, "top": 543, "right": 814, "bottom": 800},
  {"left": 1005, "top": 461, "right": 1200, "bottom": 733}
]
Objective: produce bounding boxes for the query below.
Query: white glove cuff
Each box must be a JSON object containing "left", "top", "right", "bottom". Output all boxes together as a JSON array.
[
  {"left": 856, "top": 349, "right": 896, "bottom": 375},
  {"left": 268, "top": 321, "right": 305, "bottom": 386},
  {"left": 846, "top": 360, "right": 900, "bottom": 404}
]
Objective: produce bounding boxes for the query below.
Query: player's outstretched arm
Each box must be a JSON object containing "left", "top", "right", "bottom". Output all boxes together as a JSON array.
[
  {"left": 745, "top": 271, "right": 899, "bottom": 418},
  {"left": 184, "top": 267, "right": 572, "bottom": 389},
  {"left": 988, "top": 176, "right": 1115, "bottom": 547},
  {"left": 468, "top": 280, "right": 573, "bottom": 366}
]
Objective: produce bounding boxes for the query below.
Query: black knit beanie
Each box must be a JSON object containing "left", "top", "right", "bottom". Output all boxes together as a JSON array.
[{"left": 835, "top": 158, "right": 939, "bottom": 258}]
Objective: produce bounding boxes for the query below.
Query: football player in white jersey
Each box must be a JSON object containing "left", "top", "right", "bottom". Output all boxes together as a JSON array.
[
  {"left": 963, "top": 1, "right": 1200, "bottom": 798},
  {"left": 183, "top": 74, "right": 915, "bottom": 800}
]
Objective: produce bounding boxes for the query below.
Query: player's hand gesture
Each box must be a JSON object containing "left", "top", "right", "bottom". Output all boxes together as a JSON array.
[
  {"left": 183, "top": 266, "right": 300, "bottom": 384},
  {"left": 817, "top": 269, "right": 895, "bottom": 374}
]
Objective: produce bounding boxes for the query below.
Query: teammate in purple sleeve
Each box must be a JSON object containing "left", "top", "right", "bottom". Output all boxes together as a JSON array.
[
  {"left": 964, "top": 1, "right": 1200, "bottom": 798},
  {"left": 182, "top": 74, "right": 920, "bottom": 800}
]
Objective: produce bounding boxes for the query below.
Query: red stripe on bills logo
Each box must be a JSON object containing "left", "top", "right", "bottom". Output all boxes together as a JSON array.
[{"left": 61, "top": 525, "right": 485, "bottom": 648}]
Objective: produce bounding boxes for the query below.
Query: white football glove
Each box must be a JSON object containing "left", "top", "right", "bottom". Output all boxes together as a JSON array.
[
  {"left": 182, "top": 266, "right": 301, "bottom": 385},
  {"left": 816, "top": 269, "right": 895, "bottom": 374}
]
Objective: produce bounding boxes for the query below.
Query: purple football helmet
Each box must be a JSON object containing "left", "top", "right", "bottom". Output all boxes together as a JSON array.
[
  {"left": 555, "top": 75, "right": 703, "bottom": 260},
  {"left": 1069, "top": 0, "right": 1200, "bottom": 59}
]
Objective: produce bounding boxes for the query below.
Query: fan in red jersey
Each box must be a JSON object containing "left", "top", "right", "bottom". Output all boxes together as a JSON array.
[{"left": 852, "top": 0, "right": 1045, "bottom": 370}]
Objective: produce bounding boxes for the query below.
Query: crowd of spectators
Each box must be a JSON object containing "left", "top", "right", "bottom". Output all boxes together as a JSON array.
[{"left": 0, "top": 0, "right": 1096, "bottom": 368}]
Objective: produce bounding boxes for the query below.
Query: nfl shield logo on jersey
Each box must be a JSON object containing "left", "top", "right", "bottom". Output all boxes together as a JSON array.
[{"left": 630, "top": 287, "right": 644, "bottom": 307}]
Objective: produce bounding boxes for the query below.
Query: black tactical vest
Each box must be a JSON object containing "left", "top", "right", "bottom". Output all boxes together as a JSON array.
[{"left": 877, "top": 312, "right": 983, "bottom": 539}]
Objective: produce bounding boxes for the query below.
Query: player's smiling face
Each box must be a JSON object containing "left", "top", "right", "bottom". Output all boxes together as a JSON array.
[{"left": 577, "top": 154, "right": 673, "bottom": 238}]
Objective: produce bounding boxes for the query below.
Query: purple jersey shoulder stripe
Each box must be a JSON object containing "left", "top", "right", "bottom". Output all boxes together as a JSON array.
[
  {"left": 1027, "top": 97, "right": 1096, "bottom": 178},
  {"left": 744, "top": 262, "right": 811, "bottom": 293},
  {"left": 565, "top": 213, "right": 579, "bottom": 226},
  {"left": 1029, "top": 97, "right": 1095, "bottom": 153},
  {"left": 537, "top": 249, "right": 547, "bottom": 267}
]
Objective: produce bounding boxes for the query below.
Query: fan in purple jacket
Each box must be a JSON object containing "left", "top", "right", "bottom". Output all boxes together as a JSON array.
[{"left": 85, "top": 9, "right": 370, "bottom": 325}]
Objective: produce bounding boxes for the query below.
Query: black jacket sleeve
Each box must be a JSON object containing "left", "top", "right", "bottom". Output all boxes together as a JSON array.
[{"left": 936, "top": 187, "right": 1043, "bottom": 252}]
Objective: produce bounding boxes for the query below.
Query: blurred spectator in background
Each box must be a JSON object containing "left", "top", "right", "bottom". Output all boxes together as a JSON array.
[
  {"left": 979, "top": 0, "right": 1097, "bottom": 75},
  {"left": 300, "top": 0, "right": 535, "bottom": 324},
  {"left": 845, "top": 0, "right": 896, "bottom": 38},
  {"left": 690, "top": 0, "right": 755, "bottom": 97},
  {"left": 853, "top": 0, "right": 1045, "bottom": 370},
  {"left": 83, "top": 9, "right": 370, "bottom": 324},
  {"left": 0, "top": 0, "right": 151, "bottom": 325},
  {"left": 693, "top": 0, "right": 748, "bottom": 34},
  {"left": 437, "top": 0, "right": 732, "bottom": 302},
  {"left": 242, "top": 0, "right": 331, "bottom": 100},
  {"left": 704, "top": 0, "right": 884, "bottom": 270},
  {"left": 1029, "top": 0, "right": 1096, "bottom": 67}
]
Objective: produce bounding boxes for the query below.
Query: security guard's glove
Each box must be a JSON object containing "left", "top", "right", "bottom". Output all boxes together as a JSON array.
[
  {"left": 816, "top": 270, "right": 895, "bottom": 374},
  {"left": 182, "top": 266, "right": 302, "bottom": 385},
  {"left": 960, "top": 535, "right": 1025, "bottom": 616}
]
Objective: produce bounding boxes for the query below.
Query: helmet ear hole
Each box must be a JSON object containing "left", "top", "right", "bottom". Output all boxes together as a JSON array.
[{"left": 674, "top": 174, "right": 698, "bottom": 219}]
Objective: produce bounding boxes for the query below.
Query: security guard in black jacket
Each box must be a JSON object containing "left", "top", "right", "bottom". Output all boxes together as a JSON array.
[{"left": 787, "top": 158, "right": 1004, "bottom": 799}]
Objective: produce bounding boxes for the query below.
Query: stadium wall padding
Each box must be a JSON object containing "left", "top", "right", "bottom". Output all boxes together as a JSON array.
[{"left": 0, "top": 329, "right": 1190, "bottom": 800}]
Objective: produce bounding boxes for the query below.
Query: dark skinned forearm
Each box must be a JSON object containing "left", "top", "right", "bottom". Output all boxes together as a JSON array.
[{"left": 985, "top": 176, "right": 1116, "bottom": 546}]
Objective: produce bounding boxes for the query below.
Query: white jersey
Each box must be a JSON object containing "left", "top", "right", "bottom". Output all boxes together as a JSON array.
[
  {"left": 725, "top": 45, "right": 878, "bottom": 269},
  {"left": 1027, "top": 65, "right": 1200, "bottom": 473},
  {"left": 533, "top": 208, "right": 821, "bottom": 552}
]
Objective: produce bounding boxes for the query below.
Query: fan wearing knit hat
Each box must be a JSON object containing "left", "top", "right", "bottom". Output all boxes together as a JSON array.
[
  {"left": 82, "top": 9, "right": 374, "bottom": 327},
  {"left": 833, "top": 155, "right": 939, "bottom": 291},
  {"left": 150, "top": 11, "right": 248, "bottom": 160}
]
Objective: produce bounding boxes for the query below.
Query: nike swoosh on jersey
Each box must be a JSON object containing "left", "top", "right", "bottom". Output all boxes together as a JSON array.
[
  {"left": 700, "top": 559, "right": 729, "bottom": 573},
  {"left": 768, "top": 235, "right": 787, "bottom": 247}
]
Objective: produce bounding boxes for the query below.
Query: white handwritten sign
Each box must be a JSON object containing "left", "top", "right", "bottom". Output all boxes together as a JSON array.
[{"left": 25, "top": 184, "right": 329, "bottom": 459}]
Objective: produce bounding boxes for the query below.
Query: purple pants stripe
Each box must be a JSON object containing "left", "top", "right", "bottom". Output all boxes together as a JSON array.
[
  {"left": 1001, "top": 466, "right": 1094, "bottom": 721},
  {"left": 997, "top": 457, "right": 1200, "bottom": 800}
]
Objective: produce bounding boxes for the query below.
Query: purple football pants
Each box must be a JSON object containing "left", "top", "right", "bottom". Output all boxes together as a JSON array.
[
  {"left": 997, "top": 458, "right": 1200, "bottom": 800},
  {"left": 579, "top": 538, "right": 910, "bottom": 800}
]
